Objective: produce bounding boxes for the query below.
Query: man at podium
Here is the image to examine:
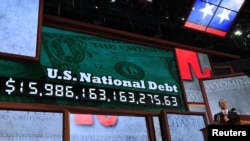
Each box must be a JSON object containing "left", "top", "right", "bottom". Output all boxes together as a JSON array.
[{"left": 213, "top": 99, "right": 237, "bottom": 124}]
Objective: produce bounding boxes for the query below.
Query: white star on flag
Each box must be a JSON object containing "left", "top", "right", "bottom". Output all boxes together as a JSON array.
[
  {"left": 199, "top": 3, "right": 214, "bottom": 19},
  {"left": 217, "top": 9, "right": 231, "bottom": 24}
]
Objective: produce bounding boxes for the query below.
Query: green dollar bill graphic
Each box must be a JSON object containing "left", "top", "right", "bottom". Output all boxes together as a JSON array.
[{"left": 42, "top": 27, "right": 180, "bottom": 91}]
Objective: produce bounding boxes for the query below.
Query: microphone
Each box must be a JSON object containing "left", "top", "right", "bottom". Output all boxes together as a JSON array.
[
  {"left": 230, "top": 108, "right": 236, "bottom": 111},
  {"left": 230, "top": 108, "right": 242, "bottom": 115}
]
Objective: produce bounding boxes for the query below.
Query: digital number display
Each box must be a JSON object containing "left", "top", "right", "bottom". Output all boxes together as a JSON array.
[{"left": 0, "top": 76, "right": 181, "bottom": 108}]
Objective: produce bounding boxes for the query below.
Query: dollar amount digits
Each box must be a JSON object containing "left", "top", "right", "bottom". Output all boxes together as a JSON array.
[
  {"left": 112, "top": 91, "right": 178, "bottom": 106},
  {"left": 2, "top": 77, "right": 180, "bottom": 108},
  {"left": 5, "top": 78, "right": 74, "bottom": 98}
]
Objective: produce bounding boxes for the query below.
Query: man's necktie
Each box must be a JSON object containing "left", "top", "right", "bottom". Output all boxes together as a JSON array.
[{"left": 223, "top": 111, "right": 227, "bottom": 115}]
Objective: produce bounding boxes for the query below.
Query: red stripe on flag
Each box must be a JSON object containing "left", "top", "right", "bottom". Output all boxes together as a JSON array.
[{"left": 184, "top": 22, "right": 206, "bottom": 31}]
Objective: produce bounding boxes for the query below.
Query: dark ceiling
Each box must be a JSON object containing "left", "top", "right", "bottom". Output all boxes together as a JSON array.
[{"left": 43, "top": 0, "right": 250, "bottom": 62}]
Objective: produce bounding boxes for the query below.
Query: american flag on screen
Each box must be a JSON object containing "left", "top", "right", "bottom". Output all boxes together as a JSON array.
[{"left": 184, "top": 0, "right": 245, "bottom": 37}]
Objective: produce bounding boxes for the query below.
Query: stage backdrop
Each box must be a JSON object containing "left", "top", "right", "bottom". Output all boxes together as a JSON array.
[
  {"left": 202, "top": 74, "right": 250, "bottom": 121},
  {"left": 0, "top": 26, "right": 185, "bottom": 112},
  {"left": 0, "top": 0, "right": 42, "bottom": 61}
]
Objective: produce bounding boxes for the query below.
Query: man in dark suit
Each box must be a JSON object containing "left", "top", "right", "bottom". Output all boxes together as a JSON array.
[{"left": 213, "top": 99, "right": 237, "bottom": 124}]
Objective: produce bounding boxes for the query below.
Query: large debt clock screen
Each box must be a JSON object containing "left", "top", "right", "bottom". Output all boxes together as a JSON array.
[{"left": 0, "top": 26, "right": 185, "bottom": 111}]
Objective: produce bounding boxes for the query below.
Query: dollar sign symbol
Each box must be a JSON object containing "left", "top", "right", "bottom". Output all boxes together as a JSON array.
[{"left": 5, "top": 78, "right": 16, "bottom": 95}]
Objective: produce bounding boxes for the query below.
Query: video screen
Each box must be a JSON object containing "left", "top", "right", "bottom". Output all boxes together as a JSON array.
[
  {"left": 0, "top": 110, "right": 63, "bottom": 141},
  {"left": 70, "top": 114, "right": 149, "bottom": 141}
]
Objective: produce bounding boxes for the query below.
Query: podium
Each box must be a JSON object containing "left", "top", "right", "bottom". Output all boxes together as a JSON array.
[
  {"left": 225, "top": 115, "right": 250, "bottom": 125},
  {"left": 200, "top": 115, "right": 250, "bottom": 141}
]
